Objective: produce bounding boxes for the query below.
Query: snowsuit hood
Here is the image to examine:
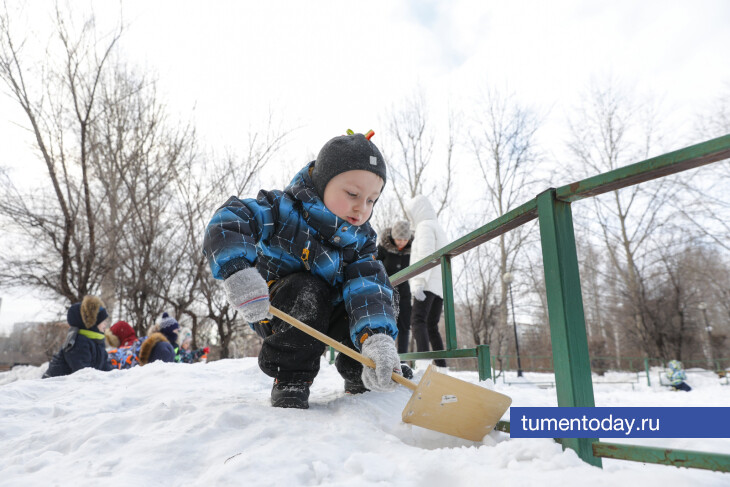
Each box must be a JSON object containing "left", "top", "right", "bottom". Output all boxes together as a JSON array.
[
  {"left": 405, "top": 195, "right": 437, "bottom": 225},
  {"left": 106, "top": 321, "right": 137, "bottom": 348},
  {"left": 139, "top": 333, "right": 175, "bottom": 365},
  {"left": 67, "top": 295, "right": 108, "bottom": 331}
]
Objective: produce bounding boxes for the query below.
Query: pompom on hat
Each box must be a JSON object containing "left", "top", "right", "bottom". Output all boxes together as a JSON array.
[
  {"left": 67, "top": 295, "right": 108, "bottom": 329},
  {"left": 158, "top": 312, "right": 180, "bottom": 346},
  {"left": 159, "top": 312, "right": 180, "bottom": 332}
]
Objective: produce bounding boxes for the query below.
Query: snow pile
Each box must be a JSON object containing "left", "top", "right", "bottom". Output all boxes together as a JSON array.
[
  {"left": 1, "top": 359, "right": 728, "bottom": 486},
  {"left": 0, "top": 364, "right": 45, "bottom": 386}
]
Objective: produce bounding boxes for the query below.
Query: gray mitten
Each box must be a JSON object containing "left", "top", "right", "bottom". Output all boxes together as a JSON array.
[
  {"left": 361, "top": 333, "right": 401, "bottom": 392},
  {"left": 223, "top": 268, "right": 272, "bottom": 322},
  {"left": 411, "top": 280, "right": 427, "bottom": 301}
]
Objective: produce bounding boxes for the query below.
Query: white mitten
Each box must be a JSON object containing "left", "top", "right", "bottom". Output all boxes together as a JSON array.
[
  {"left": 224, "top": 268, "right": 272, "bottom": 322},
  {"left": 412, "top": 284, "right": 426, "bottom": 301},
  {"left": 361, "top": 333, "right": 401, "bottom": 392}
]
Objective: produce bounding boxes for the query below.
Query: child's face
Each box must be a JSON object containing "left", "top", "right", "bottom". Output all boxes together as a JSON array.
[
  {"left": 98, "top": 318, "right": 110, "bottom": 333},
  {"left": 322, "top": 170, "right": 383, "bottom": 226}
]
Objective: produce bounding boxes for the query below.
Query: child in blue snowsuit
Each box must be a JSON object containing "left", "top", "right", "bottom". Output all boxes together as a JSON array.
[
  {"left": 203, "top": 132, "right": 401, "bottom": 409},
  {"left": 666, "top": 360, "right": 692, "bottom": 391}
]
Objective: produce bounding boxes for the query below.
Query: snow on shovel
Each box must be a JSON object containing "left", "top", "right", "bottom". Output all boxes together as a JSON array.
[{"left": 270, "top": 305, "right": 512, "bottom": 442}]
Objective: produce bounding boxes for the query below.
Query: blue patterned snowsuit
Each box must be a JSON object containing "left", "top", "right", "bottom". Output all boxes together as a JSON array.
[{"left": 203, "top": 162, "right": 397, "bottom": 348}]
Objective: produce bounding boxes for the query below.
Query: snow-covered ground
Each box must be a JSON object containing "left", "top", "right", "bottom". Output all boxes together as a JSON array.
[{"left": 1, "top": 359, "right": 728, "bottom": 486}]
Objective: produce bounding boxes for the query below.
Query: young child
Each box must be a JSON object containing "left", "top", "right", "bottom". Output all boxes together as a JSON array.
[
  {"left": 666, "top": 359, "right": 692, "bottom": 392},
  {"left": 43, "top": 295, "right": 113, "bottom": 378},
  {"left": 203, "top": 131, "right": 401, "bottom": 409},
  {"left": 105, "top": 320, "right": 142, "bottom": 369},
  {"left": 139, "top": 312, "right": 180, "bottom": 365},
  {"left": 178, "top": 332, "right": 209, "bottom": 363}
]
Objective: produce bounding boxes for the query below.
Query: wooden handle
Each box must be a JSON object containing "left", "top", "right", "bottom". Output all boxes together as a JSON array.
[{"left": 269, "top": 305, "right": 417, "bottom": 391}]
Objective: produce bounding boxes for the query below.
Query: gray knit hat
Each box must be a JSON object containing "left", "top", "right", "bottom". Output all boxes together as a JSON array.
[
  {"left": 391, "top": 220, "right": 411, "bottom": 240},
  {"left": 159, "top": 312, "right": 179, "bottom": 332},
  {"left": 311, "top": 133, "right": 387, "bottom": 199}
]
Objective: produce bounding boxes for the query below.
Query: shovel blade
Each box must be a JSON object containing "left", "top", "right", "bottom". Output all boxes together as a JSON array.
[{"left": 401, "top": 365, "right": 512, "bottom": 441}]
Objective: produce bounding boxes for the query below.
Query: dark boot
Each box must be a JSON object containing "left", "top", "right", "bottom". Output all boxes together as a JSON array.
[
  {"left": 271, "top": 379, "right": 311, "bottom": 409},
  {"left": 344, "top": 378, "right": 369, "bottom": 395},
  {"left": 434, "top": 359, "right": 447, "bottom": 368},
  {"left": 400, "top": 362, "right": 414, "bottom": 379}
]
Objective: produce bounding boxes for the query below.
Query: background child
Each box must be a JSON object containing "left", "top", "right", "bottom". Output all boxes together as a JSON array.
[
  {"left": 666, "top": 359, "right": 692, "bottom": 391},
  {"left": 105, "top": 320, "right": 142, "bottom": 370},
  {"left": 203, "top": 132, "right": 401, "bottom": 409},
  {"left": 178, "top": 332, "right": 209, "bottom": 364},
  {"left": 139, "top": 312, "right": 179, "bottom": 365},
  {"left": 43, "top": 295, "right": 112, "bottom": 378}
]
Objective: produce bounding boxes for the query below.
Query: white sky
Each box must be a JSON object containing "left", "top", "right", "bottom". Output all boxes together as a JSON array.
[{"left": 1, "top": 0, "right": 730, "bottom": 331}]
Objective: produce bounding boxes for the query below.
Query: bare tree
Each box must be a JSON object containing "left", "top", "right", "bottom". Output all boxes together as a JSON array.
[
  {"left": 454, "top": 244, "right": 503, "bottom": 352},
  {"left": 468, "top": 87, "right": 541, "bottom": 343},
  {"left": 672, "top": 87, "right": 730, "bottom": 251},
  {"left": 0, "top": 4, "right": 121, "bottom": 303},
  {"left": 383, "top": 90, "right": 456, "bottom": 218},
  {"left": 193, "top": 119, "right": 291, "bottom": 358},
  {"left": 84, "top": 59, "right": 201, "bottom": 335},
  {"left": 565, "top": 79, "right": 676, "bottom": 358}
]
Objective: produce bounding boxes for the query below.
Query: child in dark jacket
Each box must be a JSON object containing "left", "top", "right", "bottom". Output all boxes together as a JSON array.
[
  {"left": 139, "top": 312, "right": 180, "bottom": 365},
  {"left": 376, "top": 220, "right": 413, "bottom": 354},
  {"left": 203, "top": 131, "right": 400, "bottom": 409},
  {"left": 43, "top": 295, "right": 112, "bottom": 378}
]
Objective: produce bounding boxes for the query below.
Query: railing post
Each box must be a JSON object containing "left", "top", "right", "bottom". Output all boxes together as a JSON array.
[
  {"left": 441, "top": 255, "right": 458, "bottom": 351},
  {"left": 537, "top": 188, "right": 601, "bottom": 468},
  {"left": 477, "top": 344, "right": 491, "bottom": 381},
  {"left": 644, "top": 357, "right": 651, "bottom": 387}
]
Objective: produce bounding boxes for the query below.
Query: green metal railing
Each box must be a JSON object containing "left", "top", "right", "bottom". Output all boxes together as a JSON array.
[{"left": 389, "top": 133, "right": 730, "bottom": 472}]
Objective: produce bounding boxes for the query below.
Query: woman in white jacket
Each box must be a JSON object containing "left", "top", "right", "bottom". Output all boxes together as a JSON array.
[{"left": 405, "top": 195, "right": 449, "bottom": 367}]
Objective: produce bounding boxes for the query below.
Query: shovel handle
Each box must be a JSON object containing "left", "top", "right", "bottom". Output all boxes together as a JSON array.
[{"left": 269, "top": 305, "right": 418, "bottom": 391}]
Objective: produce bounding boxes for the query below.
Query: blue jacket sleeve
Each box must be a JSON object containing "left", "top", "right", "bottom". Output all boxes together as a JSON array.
[
  {"left": 203, "top": 190, "right": 280, "bottom": 280},
  {"left": 343, "top": 241, "right": 398, "bottom": 350}
]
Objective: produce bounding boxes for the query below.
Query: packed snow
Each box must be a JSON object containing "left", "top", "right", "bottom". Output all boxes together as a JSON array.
[{"left": 1, "top": 359, "right": 728, "bottom": 486}]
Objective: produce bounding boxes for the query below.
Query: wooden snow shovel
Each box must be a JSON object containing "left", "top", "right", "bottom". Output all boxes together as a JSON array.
[{"left": 270, "top": 305, "right": 512, "bottom": 442}]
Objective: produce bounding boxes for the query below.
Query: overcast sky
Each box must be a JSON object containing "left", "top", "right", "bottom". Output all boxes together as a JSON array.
[{"left": 1, "top": 0, "right": 729, "bottom": 331}]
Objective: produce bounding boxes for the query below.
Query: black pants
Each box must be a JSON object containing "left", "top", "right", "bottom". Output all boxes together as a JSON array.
[
  {"left": 252, "top": 273, "right": 363, "bottom": 383},
  {"left": 411, "top": 291, "right": 446, "bottom": 367},
  {"left": 672, "top": 381, "right": 692, "bottom": 392},
  {"left": 395, "top": 283, "right": 411, "bottom": 354}
]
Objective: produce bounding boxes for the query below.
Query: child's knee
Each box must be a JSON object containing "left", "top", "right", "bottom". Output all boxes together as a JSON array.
[{"left": 271, "top": 273, "right": 334, "bottom": 328}]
